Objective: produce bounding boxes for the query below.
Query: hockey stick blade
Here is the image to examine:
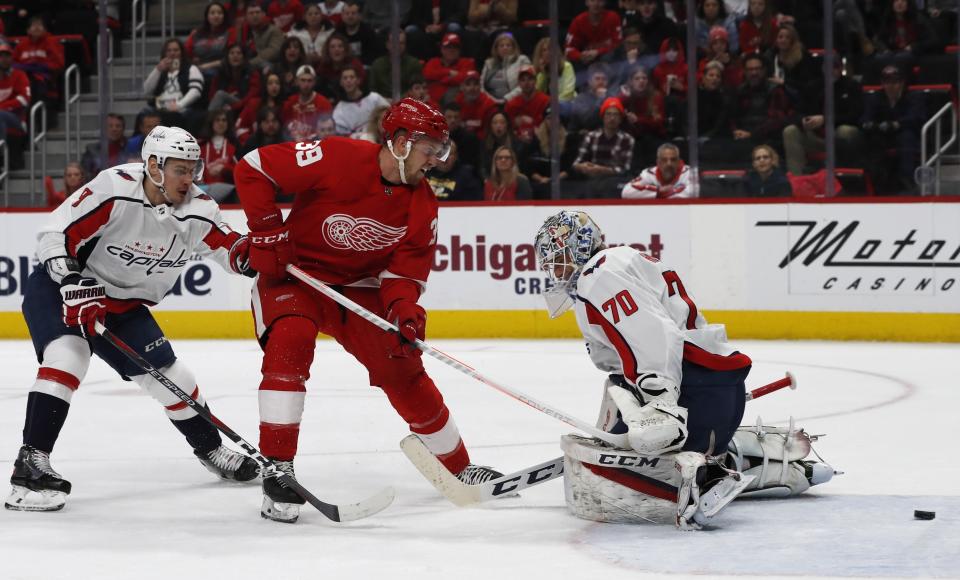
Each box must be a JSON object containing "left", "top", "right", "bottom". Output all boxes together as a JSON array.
[
  {"left": 279, "top": 473, "right": 396, "bottom": 522},
  {"left": 400, "top": 435, "right": 564, "bottom": 506},
  {"left": 94, "top": 320, "right": 395, "bottom": 523}
]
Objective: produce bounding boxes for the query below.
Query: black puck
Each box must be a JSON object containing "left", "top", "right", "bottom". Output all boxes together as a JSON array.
[{"left": 914, "top": 510, "right": 935, "bottom": 520}]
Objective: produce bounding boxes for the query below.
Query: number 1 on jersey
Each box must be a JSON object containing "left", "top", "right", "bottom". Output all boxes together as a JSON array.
[{"left": 662, "top": 270, "right": 698, "bottom": 329}]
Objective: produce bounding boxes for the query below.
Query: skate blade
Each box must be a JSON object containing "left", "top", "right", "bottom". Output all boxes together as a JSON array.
[
  {"left": 4, "top": 485, "right": 67, "bottom": 512},
  {"left": 261, "top": 496, "right": 300, "bottom": 523}
]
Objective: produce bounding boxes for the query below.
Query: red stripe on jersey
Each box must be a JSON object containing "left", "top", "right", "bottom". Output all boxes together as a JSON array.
[
  {"left": 166, "top": 386, "right": 200, "bottom": 411},
  {"left": 37, "top": 367, "right": 80, "bottom": 391},
  {"left": 584, "top": 463, "right": 678, "bottom": 502},
  {"left": 682, "top": 342, "right": 752, "bottom": 371},
  {"left": 64, "top": 200, "right": 115, "bottom": 256},
  {"left": 584, "top": 298, "right": 640, "bottom": 383},
  {"left": 202, "top": 226, "right": 239, "bottom": 252}
]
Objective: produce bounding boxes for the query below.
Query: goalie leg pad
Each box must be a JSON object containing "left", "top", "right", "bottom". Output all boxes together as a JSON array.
[
  {"left": 727, "top": 418, "right": 838, "bottom": 497},
  {"left": 561, "top": 435, "right": 747, "bottom": 528}
]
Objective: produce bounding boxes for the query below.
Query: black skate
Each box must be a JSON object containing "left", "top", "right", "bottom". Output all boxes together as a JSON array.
[
  {"left": 194, "top": 445, "right": 260, "bottom": 482},
  {"left": 261, "top": 460, "right": 305, "bottom": 523},
  {"left": 5, "top": 445, "right": 72, "bottom": 512},
  {"left": 456, "top": 464, "right": 505, "bottom": 485}
]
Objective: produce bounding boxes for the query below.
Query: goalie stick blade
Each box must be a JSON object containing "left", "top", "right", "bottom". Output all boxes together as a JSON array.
[
  {"left": 280, "top": 475, "right": 396, "bottom": 523},
  {"left": 400, "top": 435, "right": 565, "bottom": 506}
]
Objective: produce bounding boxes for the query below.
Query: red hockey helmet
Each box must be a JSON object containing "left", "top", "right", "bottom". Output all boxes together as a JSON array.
[{"left": 381, "top": 98, "right": 451, "bottom": 161}]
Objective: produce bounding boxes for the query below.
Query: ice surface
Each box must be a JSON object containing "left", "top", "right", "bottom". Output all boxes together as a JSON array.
[{"left": 1, "top": 339, "right": 957, "bottom": 580}]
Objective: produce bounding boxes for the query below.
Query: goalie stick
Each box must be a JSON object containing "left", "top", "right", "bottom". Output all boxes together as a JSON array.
[
  {"left": 401, "top": 374, "right": 796, "bottom": 506},
  {"left": 93, "top": 320, "right": 395, "bottom": 523},
  {"left": 287, "top": 265, "right": 630, "bottom": 448}
]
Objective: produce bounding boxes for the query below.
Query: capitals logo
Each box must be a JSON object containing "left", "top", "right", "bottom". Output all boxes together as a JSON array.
[{"left": 322, "top": 214, "right": 407, "bottom": 251}]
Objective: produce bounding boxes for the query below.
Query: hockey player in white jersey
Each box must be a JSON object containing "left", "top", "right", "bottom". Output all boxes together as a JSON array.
[
  {"left": 534, "top": 210, "right": 835, "bottom": 527},
  {"left": 5, "top": 126, "right": 260, "bottom": 512}
]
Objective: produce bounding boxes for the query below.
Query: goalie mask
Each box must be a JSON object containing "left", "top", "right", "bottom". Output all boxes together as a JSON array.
[
  {"left": 141, "top": 125, "right": 204, "bottom": 202},
  {"left": 534, "top": 210, "right": 605, "bottom": 318}
]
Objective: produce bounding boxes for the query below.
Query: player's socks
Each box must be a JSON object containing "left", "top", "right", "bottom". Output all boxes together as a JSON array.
[
  {"left": 261, "top": 459, "right": 304, "bottom": 523},
  {"left": 5, "top": 445, "right": 71, "bottom": 512},
  {"left": 22, "top": 392, "right": 70, "bottom": 453}
]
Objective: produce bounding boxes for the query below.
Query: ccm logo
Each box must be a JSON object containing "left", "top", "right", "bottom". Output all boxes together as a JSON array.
[
  {"left": 250, "top": 231, "right": 289, "bottom": 244},
  {"left": 597, "top": 454, "right": 660, "bottom": 468},
  {"left": 144, "top": 337, "right": 167, "bottom": 352},
  {"left": 491, "top": 463, "right": 563, "bottom": 496}
]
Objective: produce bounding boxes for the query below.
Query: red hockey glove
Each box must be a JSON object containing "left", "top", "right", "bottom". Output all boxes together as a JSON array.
[
  {"left": 228, "top": 235, "right": 256, "bottom": 278},
  {"left": 248, "top": 225, "right": 296, "bottom": 278},
  {"left": 386, "top": 300, "right": 426, "bottom": 358},
  {"left": 60, "top": 274, "right": 106, "bottom": 338}
]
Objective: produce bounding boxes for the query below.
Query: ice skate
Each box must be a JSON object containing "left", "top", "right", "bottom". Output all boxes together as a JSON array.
[
  {"left": 5, "top": 445, "right": 71, "bottom": 512},
  {"left": 261, "top": 460, "right": 304, "bottom": 523},
  {"left": 194, "top": 445, "right": 260, "bottom": 482},
  {"left": 727, "top": 417, "right": 839, "bottom": 497}
]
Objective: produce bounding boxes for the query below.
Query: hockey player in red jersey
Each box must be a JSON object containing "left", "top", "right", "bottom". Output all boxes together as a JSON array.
[
  {"left": 6, "top": 127, "right": 260, "bottom": 513},
  {"left": 234, "top": 98, "right": 504, "bottom": 523}
]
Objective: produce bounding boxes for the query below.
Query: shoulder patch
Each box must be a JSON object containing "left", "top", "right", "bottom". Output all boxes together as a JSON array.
[
  {"left": 114, "top": 168, "right": 136, "bottom": 182},
  {"left": 195, "top": 193, "right": 213, "bottom": 201},
  {"left": 581, "top": 255, "right": 606, "bottom": 278},
  {"left": 71, "top": 187, "right": 94, "bottom": 207}
]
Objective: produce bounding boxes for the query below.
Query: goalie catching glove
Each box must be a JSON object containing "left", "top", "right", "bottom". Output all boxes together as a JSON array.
[
  {"left": 59, "top": 274, "right": 106, "bottom": 338},
  {"left": 608, "top": 374, "right": 688, "bottom": 455}
]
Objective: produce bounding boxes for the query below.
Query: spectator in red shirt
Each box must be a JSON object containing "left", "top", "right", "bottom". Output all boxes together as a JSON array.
[
  {"left": 81, "top": 114, "right": 127, "bottom": 176},
  {"left": 504, "top": 65, "right": 550, "bottom": 143},
  {"left": 652, "top": 37, "right": 688, "bottom": 99},
  {"left": 423, "top": 33, "right": 476, "bottom": 105},
  {"left": 565, "top": 0, "right": 623, "bottom": 65},
  {"left": 236, "top": 72, "right": 284, "bottom": 145},
  {"left": 199, "top": 110, "right": 239, "bottom": 202},
  {"left": 13, "top": 17, "right": 64, "bottom": 105},
  {"left": 207, "top": 43, "right": 262, "bottom": 114},
  {"left": 618, "top": 65, "right": 665, "bottom": 161},
  {"left": 739, "top": 0, "right": 778, "bottom": 54},
  {"left": 454, "top": 70, "right": 499, "bottom": 139},
  {"left": 267, "top": 0, "right": 305, "bottom": 32},
  {"left": 45, "top": 162, "right": 86, "bottom": 207},
  {"left": 281, "top": 64, "right": 333, "bottom": 141},
  {"left": 0, "top": 41, "right": 30, "bottom": 168}
]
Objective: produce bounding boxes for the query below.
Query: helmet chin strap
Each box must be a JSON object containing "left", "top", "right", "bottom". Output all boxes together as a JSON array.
[
  {"left": 386, "top": 138, "right": 412, "bottom": 185},
  {"left": 146, "top": 158, "right": 174, "bottom": 204}
]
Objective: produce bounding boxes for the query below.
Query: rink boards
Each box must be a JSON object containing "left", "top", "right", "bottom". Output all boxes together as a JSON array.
[{"left": 1, "top": 200, "right": 958, "bottom": 341}]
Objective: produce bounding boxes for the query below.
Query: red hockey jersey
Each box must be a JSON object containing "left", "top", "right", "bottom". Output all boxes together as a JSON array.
[{"left": 234, "top": 137, "right": 439, "bottom": 290}]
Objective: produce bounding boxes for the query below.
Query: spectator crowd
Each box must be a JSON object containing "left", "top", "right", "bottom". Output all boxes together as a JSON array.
[{"left": 10, "top": 0, "right": 960, "bottom": 203}]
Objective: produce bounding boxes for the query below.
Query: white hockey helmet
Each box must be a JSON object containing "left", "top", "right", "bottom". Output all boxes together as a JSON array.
[
  {"left": 534, "top": 210, "right": 605, "bottom": 318},
  {"left": 141, "top": 125, "right": 204, "bottom": 182}
]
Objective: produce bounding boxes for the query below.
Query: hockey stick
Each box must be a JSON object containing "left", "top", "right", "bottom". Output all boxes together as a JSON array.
[
  {"left": 399, "top": 374, "right": 796, "bottom": 506},
  {"left": 93, "top": 320, "right": 395, "bottom": 523},
  {"left": 746, "top": 372, "right": 796, "bottom": 401},
  {"left": 286, "top": 265, "right": 630, "bottom": 448}
]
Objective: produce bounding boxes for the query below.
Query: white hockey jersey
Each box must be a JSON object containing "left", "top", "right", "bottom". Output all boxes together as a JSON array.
[
  {"left": 36, "top": 163, "right": 242, "bottom": 309},
  {"left": 573, "top": 246, "right": 749, "bottom": 387},
  {"left": 621, "top": 163, "right": 698, "bottom": 199}
]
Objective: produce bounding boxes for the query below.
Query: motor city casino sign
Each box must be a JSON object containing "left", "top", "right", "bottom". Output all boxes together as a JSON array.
[{"left": 746, "top": 203, "right": 960, "bottom": 312}]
